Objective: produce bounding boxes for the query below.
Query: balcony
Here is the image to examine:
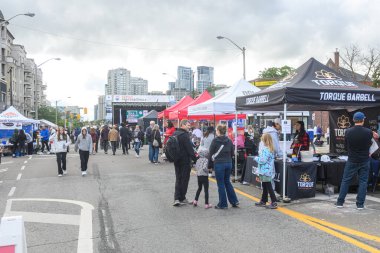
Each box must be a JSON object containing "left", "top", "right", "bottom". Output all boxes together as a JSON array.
[
  {"left": 24, "top": 90, "right": 32, "bottom": 98},
  {"left": 41, "top": 84, "right": 47, "bottom": 90}
]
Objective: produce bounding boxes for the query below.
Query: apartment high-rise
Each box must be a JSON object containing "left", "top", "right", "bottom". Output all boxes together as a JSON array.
[
  {"left": 106, "top": 68, "right": 131, "bottom": 95},
  {"left": 196, "top": 66, "right": 214, "bottom": 93},
  {"left": 130, "top": 77, "right": 148, "bottom": 95},
  {"left": 177, "top": 66, "right": 193, "bottom": 91}
]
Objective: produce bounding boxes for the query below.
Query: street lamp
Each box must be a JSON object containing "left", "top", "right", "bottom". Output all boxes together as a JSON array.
[
  {"left": 55, "top": 96, "right": 71, "bottom": 126},
  {"left": 35, "top": 58, "right": 61, "bottom": 119},
  {"left": 0, "top": 12, "right": 35, "bottom": 25},
  {"left": 217, "top": 36, "right": 246, "bottom": 80}
]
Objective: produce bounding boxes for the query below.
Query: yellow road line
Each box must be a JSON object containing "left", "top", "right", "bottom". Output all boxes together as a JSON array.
[{"left": 206, "top": 176, "right": 380, "bottom": 252}]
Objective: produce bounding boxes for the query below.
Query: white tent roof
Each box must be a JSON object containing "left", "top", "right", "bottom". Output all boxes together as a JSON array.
[
  {"left": 40, "top": 119, "right": 58, "bottom": 128},
  {"left": 0, "top": 106, "right": 39, "bottom": 123},
  {"left": 188, "top": 79, "right": 261, "bottom": 116}
]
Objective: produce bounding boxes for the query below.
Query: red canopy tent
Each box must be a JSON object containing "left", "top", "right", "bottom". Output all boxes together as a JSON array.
[
  {"left": 168, "top": 91, "right": 212, "bottom": 120},
  {"left": 158, "top": 96, "right": 193, "bottom": 119}
]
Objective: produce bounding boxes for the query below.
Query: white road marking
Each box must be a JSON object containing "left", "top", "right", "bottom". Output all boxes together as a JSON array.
[
  {"left": 102, "top": 209, "right": 115, "bottom": 249},
  {"left": 0, "top": 168, "right": 8, "bottom": 173},
  {"left": 24, "top": 160, "right": 27, "bottom": 164},
  {"left": 16, "top": 173, "right": 22, "bottom": 180},
  {"left": 1, "top": 161, "right": 14, "bottom": 165},
  {"left": 21, "top": 166, "right": 25, "bottom": 171},
  {"left": 8, "top": 187, "right": 16, "bottom": 197},
  {"left": 4, "top": 198, "right": 94, "bottom": 253}
]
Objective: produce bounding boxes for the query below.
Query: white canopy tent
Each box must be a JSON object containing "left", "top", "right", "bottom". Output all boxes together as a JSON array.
[
  {"left": 188, "top": 79, "right": 261, "bottom": 116},
  {"left": 40, "top": 119, "right": 58, "bottom": 129},
  {"left": 0, "top": 106, "right": 39, "bottom": 124}
]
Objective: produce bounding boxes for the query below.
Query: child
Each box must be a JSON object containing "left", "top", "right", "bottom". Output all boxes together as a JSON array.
[
  {"left": 254, "top": 133, "right": 277, "bottom": 209},
  {"left": 193, "top": 147, "right": 212, "bottom": 209}
]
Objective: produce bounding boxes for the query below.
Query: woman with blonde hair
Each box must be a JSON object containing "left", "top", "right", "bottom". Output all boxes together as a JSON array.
[
  {"left": 254, "top": 133, "right": 277, "bottom": 209},
  {"left": 151, "top": 124, "right": 162, "bottom": 164}
]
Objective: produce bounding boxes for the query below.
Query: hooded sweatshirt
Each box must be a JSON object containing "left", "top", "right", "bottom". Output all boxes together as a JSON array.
[
  {"left": 262, "top": 126, "right": 282, "bottom": 158},
  {"left": 208, "top": 135, "right": 234, "bottom": 165}
]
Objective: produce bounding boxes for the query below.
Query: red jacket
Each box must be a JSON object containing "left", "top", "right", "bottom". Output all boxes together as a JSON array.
[{"left": 164, "top": 127, "right": 176, "bottom": 144}]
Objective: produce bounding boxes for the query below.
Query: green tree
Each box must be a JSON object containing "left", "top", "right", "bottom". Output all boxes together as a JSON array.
[
  {"left": 38, "top": 106, "right": 64, "bottom": 126},
  {"left": 258, "top": 65, "right": 295, "bottom": 80}
]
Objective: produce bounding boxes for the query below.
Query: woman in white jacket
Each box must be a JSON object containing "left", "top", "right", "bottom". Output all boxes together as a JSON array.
[{"left": 49, "top": 127, "right": 70, "bottom": 177}]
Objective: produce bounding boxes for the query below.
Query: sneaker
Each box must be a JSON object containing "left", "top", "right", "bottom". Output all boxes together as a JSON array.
[
  {"left": 205, "top": 204, "right": 212, "bottom": 209},
  {"left": 58, "top": 174, "right": 63, "bottom": 177},
  {"left": 255, "top": 201, "right": 266, "bottom": 207},
  {"left": 356, "top": 205, "right": 364, "bottom": 210},
  {"left": 232, "top": 202, "right": 240, "bottom": 208},
  {"left": 241, "top": 181, "right": 250, "bottom": 185},
  {"left": 335, "top": 202, "right": 343, "bottom": 208},
  {"left": 63, "top": 170, "right": 67, "bottom": 175},
  {"left": 105, "top": 152, "right": 108, "bottom": 154},
  {"left": 81, "top": 171, "right": 87, "bottom": 176},
  {"left": 173, "top": 200, "right": 181, "bottom": 207},
  {"left": 47, "top": 151, "right": 50, "bottom": 155},
  {"left": 192, "top": 200, "right": 198, "bottom": 207},
  {"left": 266, "top": 202, "right": 278, "bottom": 209},
  {"left": 180, "top": 199, "right": 191, "bottom": 204},
  {"left": 135, "top": 154, "right": 140, "bottom": 158},
  {"left": 214, "top": 205, "right": 228, "bottom": 209}
]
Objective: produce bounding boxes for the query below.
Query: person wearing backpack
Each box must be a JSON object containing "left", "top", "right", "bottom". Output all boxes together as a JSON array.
[{"left": 172, "top": 120, "right": 197, "bottom": 207}]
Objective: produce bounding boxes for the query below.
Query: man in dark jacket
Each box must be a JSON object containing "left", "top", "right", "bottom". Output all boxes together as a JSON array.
[
  {"left": 119, "top": 123, "right": 131, "bottom": 155},
  {"left": 100, "top": 125, "right": 110, "bottom": 154},
  {"left": 173, "top": 120, "right": 197, "bottom": 206},
  {"left": 336, "top": 112, "right": 372, "bottom": 210}
]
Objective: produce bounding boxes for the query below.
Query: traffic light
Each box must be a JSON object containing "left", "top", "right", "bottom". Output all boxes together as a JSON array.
[{"left": 84, "top": 107, "right": 87, "bottom": 114}]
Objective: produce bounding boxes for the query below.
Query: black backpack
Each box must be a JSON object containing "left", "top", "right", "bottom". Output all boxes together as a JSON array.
[{"left": 165, "top": 133, "right": 182, "bottom": 163}]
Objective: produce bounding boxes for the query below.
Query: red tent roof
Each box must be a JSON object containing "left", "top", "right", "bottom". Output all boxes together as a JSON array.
[
  {"left": 158, "top": 96, "right": 193, "bottom": 119},
  {"left": 168, "top": 91, "right": 213, "bottom": 120}
]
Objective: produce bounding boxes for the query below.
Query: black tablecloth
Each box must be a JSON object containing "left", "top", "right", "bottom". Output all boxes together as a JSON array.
[
  {"left": 244, "top": 157, "right": 318, "bottom": 199},
  {"left": 316, "top": 161, "right": 347, "bottom": 187}
]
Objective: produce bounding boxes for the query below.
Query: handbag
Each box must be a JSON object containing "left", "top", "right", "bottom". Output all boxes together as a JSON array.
[{"left": 153, "top": 131, "right": 159, "bottom": 147}]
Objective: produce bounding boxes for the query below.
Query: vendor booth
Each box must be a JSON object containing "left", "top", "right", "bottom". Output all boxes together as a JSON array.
[
  {"left": 138, "top": 110, "right": 160, "bottom": 131},
  {"left": 40, "top": 119, "right": 58, "bottom": 129},
  {"left": 168, "top": 91, "right": 212, "bottom": 120},
  {"left": 188, "top": 79, "right": 260, "bottom": 120},
  {"left": 0, "top": 106, "right": 39, "bottom": 154},
  {"left": 236, "top": 57, "right": 380, "bottom": 199}
]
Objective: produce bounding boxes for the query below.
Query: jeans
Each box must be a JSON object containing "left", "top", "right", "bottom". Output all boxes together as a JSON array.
[
  {"left": 102, "top": 140, "right": 109, "bottom": 153},
  {"left": 153, "top": 147, "right": 159, "bottom": 162},
  {"left": 79, "top": 150, "right": 90, "bottom": 171},
  {"left": 110, "top": 141, "right": 117, "bottom": 155},
  {"left": 337, "top": 160, "right": 370, "bottom": 207},
  {"left": 121, "top": 139, "right": 129, "bottom": 154},
  {"left": 214, "top": 162, "right": 239, "bottom": 208},
  {"left": 56, "top": 152, "right": 67, "bottom": 174},
  {"left": 148, "top": 142, "right": 154, "bottom": 162},
  {"left": 195, "top": 176, "right": 209, "bottom": 204},
  {"left": 41, "top": 140, "right": 50, "bottom": 152},
  {"left": 134, "top": 141, "right": 141, "bottom": 155},
  {"left": 174, "top": 162, "right": 191, "bottom": 201},
  {"left": 261, "top": 181, "right": 277, "bottom": 203}
]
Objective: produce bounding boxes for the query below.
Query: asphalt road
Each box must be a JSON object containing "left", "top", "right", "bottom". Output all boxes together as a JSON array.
[{"left": 0, "top": 145, "right": 379, "bottom": 253}]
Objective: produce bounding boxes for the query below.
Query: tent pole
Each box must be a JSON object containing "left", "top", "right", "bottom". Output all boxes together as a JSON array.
[
  {"left": 234, "top": 112, "right": 238, "bottom": 181},
  {"left": 283, "top": 103, "right": 287, "bottom": 200}
]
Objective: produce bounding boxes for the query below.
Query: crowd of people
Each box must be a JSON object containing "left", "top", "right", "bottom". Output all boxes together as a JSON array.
[{"left": 6, "top": 112, "right": 376, "bottom": 210}]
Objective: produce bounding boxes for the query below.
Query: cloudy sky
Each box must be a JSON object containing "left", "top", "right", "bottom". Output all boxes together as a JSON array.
[{"left": 2, "top": 0, "right": 380, "bottom": 119}]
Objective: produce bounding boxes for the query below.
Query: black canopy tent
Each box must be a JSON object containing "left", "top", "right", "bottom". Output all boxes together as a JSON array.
[
  {"left": 236, "top": 57, "right": 380, "bottom": 199},
  {"left": 137, "top": 110, "right": 161, "bottom": 131}
]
